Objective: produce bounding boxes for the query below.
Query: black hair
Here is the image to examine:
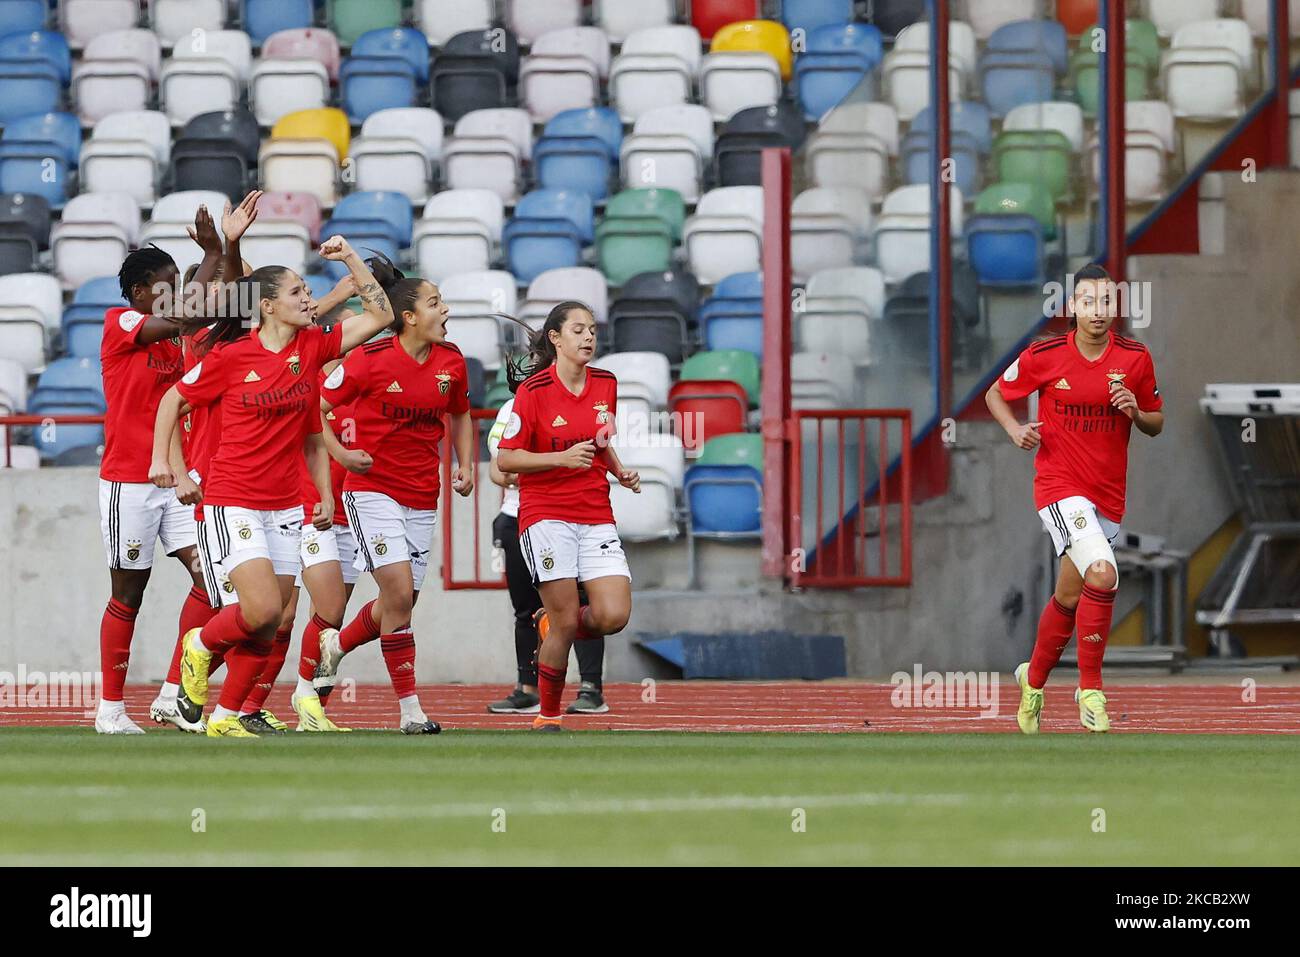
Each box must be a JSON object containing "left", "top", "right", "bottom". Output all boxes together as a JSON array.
[
  {"left": 503, "top": 352, "right": 537, "bottom": 394},
  {"left": 1074, "top": 263, "right": 1111, "bottom": 284},
  {"left": 197, "top": 265, "right": 292, "bottom": 356},
  {"left": 524, "top": 300, "right": 594, "bottom": 371},
  {"left": 118, "top": 245, "right": 177, "bottom": 305},
  {"left": 367, "top": 253, "right": 428, "bottom": 335}
]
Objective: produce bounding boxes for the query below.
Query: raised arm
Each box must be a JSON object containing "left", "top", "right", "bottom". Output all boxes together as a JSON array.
[
  {"left": 137, "top": 206, "right": 224, "bottom": 345},
  {"left": 317, "top": 236, "right": 394, "bottom": 353},
  {"left": 221, "top": 189, "right": 261, "bottom": 282}
]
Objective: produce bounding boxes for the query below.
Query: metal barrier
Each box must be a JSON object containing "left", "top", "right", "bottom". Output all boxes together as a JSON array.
[
  {"left": 440, "top": 407, "right": 507, "bottom": 590},
  {"left": 0, "top": 413, "right": 105, "bottom": 467},
  {"left": 787, "top": 409, "right": 912, "bottom": 589}
]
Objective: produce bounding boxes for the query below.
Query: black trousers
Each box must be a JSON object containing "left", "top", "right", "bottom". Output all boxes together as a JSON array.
[{"left": 494, "top": 512, "right": 604, "bottom": 688}]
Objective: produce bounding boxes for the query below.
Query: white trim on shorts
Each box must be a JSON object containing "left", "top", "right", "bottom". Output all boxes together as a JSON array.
[{"left": 519, "top": 520, "right": 631, "bottom": 585}]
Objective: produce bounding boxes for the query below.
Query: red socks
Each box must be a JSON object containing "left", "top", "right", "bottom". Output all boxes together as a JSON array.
[
  {"left": 218, "top": 639, "right": 272, "bottom": 712},
  {"left": 537, "top": 662, "right": 565, "bottom": 719},
  {"left": 168, "top": 586, "right": 218, "bottom": 684},
  {"left": 99, "top": 599, "right": 138, "bottom": 702},
  {"left": 200, "top": 604, "right": 257, "bottom": 647},
  {"left": 1027, "top": 596, "right": 1077, "bottom": 689},
  {"left": 340, "top": 600, "right": 380, "bottom": 653},
  {"left": 379, "top": 631, "right": 417, "bottom": 698},
  {"left": 1075, "top": 583, "right": 1116, "bottom": 690},
  {"left": 242, "top": 624, "right": 293, "bottom": 713},
  {"left": 297, "top": 613, "right": 336, "bottom": 681},
  {"left": 575, "top": 605, "right": 599, "bottom": 640}
]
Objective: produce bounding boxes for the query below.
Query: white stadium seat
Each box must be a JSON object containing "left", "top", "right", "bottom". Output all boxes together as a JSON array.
[
  {"left": 160, "top": 58, "right": 241, "bottom": 125},
  {"left": 1128, "top": 100, "right": 1177, "bottom": 155},
  {"left": 0, "top": 274, "right": 62, "bottom": 341},
  {"left": 440, "top": 270, "right": 519, "bottom": 317},
  {"left": 79, "top": 140, "right": 159, "bottom": 207},
  {"left": 416, "top": 190, "right": 504, "bottom": 283},
  {"left": 415, "top": 0, "right": 494, "bottom": 45},
  {"left": 791, "top": 188, "right": 873, "bottom": 283},
  {"left": 621, "top": 25, "right": 703, "bottom": 77},
  {"left": 442, "top": 137, "right": 522, "bottom": 205},
  {"left": 609, "top": 53, "right": 693, "bottom": 123},
  {"left": 259, "top": 140, "right": 340, "bottom": 207},
  {"left": 73, "top": 61, "right": 152, "bottom": 125},
  {"left": 1003, "top": 101, "right": 1086, "bottom": 153},
  {"left": 1, "top": 445, "right": 41, "bottom": 469},
  {"left": 875, "top": 185, "right": 963, "bottom": 284},
  {"left": 525, "top": 267, "right": 608, "bottom": 324},
  {"left": 1145, "top": 0, "right": 1223, "bottom": 39},
  {"left": 594, "top": 0, "right": 676, "bottom": 42},
  {"left": 883, "top": 50, "right": 960, "bottom": 123},
  {"left": 633, "top": 104, "right": 715, "bottom": 160},
  {"left": 700, "top": 52, "right": 782, "bottom": 121},
  {"left": 0, "top": 357, "right": 31, "bottom": 413},
  {"left": 84, "top": 30, "right": 163, "bottom": 82},
  {"left": 795, "top": 296, "right": 873, "bottom": 365},
  {"left": 791, "top": 352, "right": 856, "bottom": 408},
  {"left": 961, "top": 0, "right": 1044, "bottom": 40},
  {"left": 52, "top": 193, "right": 140, "bottom": 290},
  {"left": 453, "top": 108, "right": 534, "bottom": 161},
  {"left": 446, "top": 314, "right": 508, "bottom": 370},
  {"left": 593, "top": 352, "right": 672, "bottom": 410},
  {"left": 520, "top": 54, "right": 601, "bottom": 123},
  {"left": 531, "top": 27, "right": 612, "bottom": 80},
  {"left": 820, "top": 101, "right": 900, "bottom": 156},
  {"left": 152, "top": 0, "right": 226, "bottom": 48},
  {"left": 683, "top": 187, "right": 764, "bottom": 284},
  {"left": 610, "top": 469, "right": 678, "bottom": 540},
  {"left": 894, "top": 20, "right": 977, "bottom": 81},
  {"left": 804, "top": 130, "right": 892, "bottom": 199},
  {"left": 237, "top": 222, "right": 312, "bottom": 274},
  {"left": 807, "top": 267, "right": 887, "bottom": 321},
  {"left": 172, "top": 29, "right": 252, "bottom": 82},
  {"left": 250, "top": 59, "right": 331, "bottom": 126},
  {"left": 507, "top": 0, "right": 582, "bottom": 45},
  {"left": 1161, "top": 49, "right": 1245, "bottom": 121},
  {"left": 0, "top": 308, "right": 49, "bottom": 374},
  {"left": 93, "top": 111, "right": 173, "bottom": 166},
  {"left": 61, "top": 0, "right": 139, "bottom": 49},
  {"left": 152, "top": 190, "right": 229, "bottom": 224}
]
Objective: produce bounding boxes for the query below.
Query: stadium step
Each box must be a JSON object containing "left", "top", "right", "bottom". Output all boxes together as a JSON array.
[{"left": 637, "top": 629, "right": 846, "bottom": 679}]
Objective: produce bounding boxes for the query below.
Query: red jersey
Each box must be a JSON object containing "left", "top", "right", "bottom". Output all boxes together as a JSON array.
[
  {"left": 497, "top": 363, "right": 618, "bottom": 534},
  {"left": 301, "top": 368, "right": 355, "bottom": 527},
  {"left": 321, "top": 335, "right": 470, "bottom": 511},
  {"left": 177, "top": 324, "right": 343, "bottom": 510},
  {"left": 997, "top": 330, "right": 1162, "bottom": 522},
  {"left": 99, "top": 306, "right": 184, "bottom": 482}
]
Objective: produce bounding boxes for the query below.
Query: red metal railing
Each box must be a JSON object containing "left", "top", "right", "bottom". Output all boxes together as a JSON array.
[
  {"left": 0, "top": 414, "right": 105, "bottom": 466},
  {"left": 787, "top": 409, "right": 912, "bottom": 589},
  {"left": 440, "top": 407, "right": 507, "bottom": 590}
]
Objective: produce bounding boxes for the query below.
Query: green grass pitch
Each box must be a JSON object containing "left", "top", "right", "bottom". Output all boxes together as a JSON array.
[{"left": 2, "top": 730, "right": 1297, "bottom": 865}]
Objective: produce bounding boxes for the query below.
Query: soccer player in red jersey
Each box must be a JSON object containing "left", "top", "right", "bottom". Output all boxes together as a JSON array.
[
  {"left": 313, "top": 258, "right": 475, "bottom": 734},
  {"left": 148, "top": 237, "right": 397, "bottom": 738},
  {"left": 496, "top": 303, "right": 641, "bottom": 732},
  {"left": 93, "top": 206, "right": 224, "bottom": 735},
  {"left": 985, "top": 264, "right": 1164, "bottom": 733}
]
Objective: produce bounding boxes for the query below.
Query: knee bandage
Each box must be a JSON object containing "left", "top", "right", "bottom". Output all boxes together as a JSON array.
[{"left": 1065, "top": 532, "right": 1119, "bottom": 586}]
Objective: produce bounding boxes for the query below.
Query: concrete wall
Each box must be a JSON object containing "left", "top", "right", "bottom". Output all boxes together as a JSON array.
[{"left": 3, "top": 174, "right": 1298, "bottom": 686}]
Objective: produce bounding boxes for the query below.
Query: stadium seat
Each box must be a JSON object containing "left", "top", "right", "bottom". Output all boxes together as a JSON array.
[
  {"left": 782, "top": 0, "right": 854, "bottom": 33},
  {"left": 1002, "top": 101, "right": 1085, "bottom": 153},
  {"left": 431, "top": 54, "right": 508, "bottom": 122},
  {"left": 328, "top": 191, "right": 414, "bottom": 248},
  {"left": 794, "top": 294, "right": 873, "bottom": 364},
  {"left": 519, "top": 54, "right": 600, "bottom": 123},
  {"left": 593, "top": 351, "right": 672, "bottom": 409},
  {"left": 170, "top": 137, "right": 248, "bottom": 202},
  {"left": 161, "top": 59, "right": 241, "bottom": 127},
  {"left": 987, "top": 19, "right": 1067, "bottom": 76},
  {"left": 621, "top": 269, "right": 700, "bottom": 321},
  {"left": 902, "top": 129, "right": 982, "bottom": 197},
  {"left": 2, "top": 112, "right": 80, "bottom": 171},
  {"left": 713, "top": 20, "right": 793, "bottom": 80},
  {"left": 1088, "top": 130, "right": 1170, "bottom": 204},
  {"left": 52, "top": 192, "right": 139, "bottom": 289},
  {"left": 0, "top": 304, "right": 46, "bottom": 371},
  {"left": 70, "top": 59, "right": 152, "bottom": 125},
  {"left": 621, "top": 104, "right": 712, "bottom": 202},
  {"left": 622, "top": 24, "right": 703, "bottom": 76},
  {"left": 1076, "top": 18, "right": 1161, "bottom": 76},
  {"left": 1057, "top": 0, "right": 1098, "bottom": 35},
  {"left": 152, "top": 0, "right": 225, "bottom": 46},
  {"left": 441, "top": 27, "right": 521, "bottom": 85},
  {"left": 683, "top": 187, "right": 764, "bottom": 285},
  {"left": 351, "top": 107, "right": 443, "bottom": 203},
  {"left": 1146, "top": 0, "right": 1222, "bottom": 39},
  {"left": 257, "top": 191, "right": 324, "bottom": 244},
  {"left": 507, "top": 0, "right": 582, "bottom": 45},
  {"left": 0, "top": 143, "right": 69, "bottom": 210},
  {"left": 1241, "top": 0, "right": 1300, "bottom": 38},
  {"left": 453, "top": 108, "right": 534, "bottom": 162},
  {"left": 0, "top": 273, "right": 60, "bottom": 344},
  {"left": 692, "top": 0, "right": 761, "bottom": 41},
  {"left": 594, "top": 0, "right": 675, "bottom": 42},
  {"left": 0, "top": 192, "right": 50, "bottom": 250},
  {"left": 262, "top": 29, "right": 342, "bottom": 82},
  {"left": 0, "top": 0, "right": 46, "bottom": 33},
  {"left": 244, "top": 0, "right": 314, "bottom": 46},
  {"left": 90, "top": 112, "right": 171, "bottom": 200},
  {"left": 682, "top": 349, "right": 761, "bottom": 407},
  {"left": 1173, "top": 19, "right": 1255, "bottom": 81},
  {"left": 415, "top": 189, "right": 503, "bottom": 283},
  {"left": 608, "top": 53, "right": 693, "bottom": 124},
  {"left": 532, "top": 27, "right": 612, "bottom": 80},
  {"left": 0, "top": 354, "right": 29, "bottom": 412},
  {"left": 340, "top": 56, "right": 418, "bottom": 123},
  {"left": 535, "top": 107, "right": 622, "bottom": 199},
  {"left": 791, "top": 187, "right": 872, "bottom": 283},
  {"left": 83, "top": 28, "right": 162, "bottom": 82},
  {"left": 441, "top": 269, "right": 520, "bottom": 317},
  {"left": 874, "top": 184, "right": 964, "bottom": 285},
  {"left": 609, "top": 297, "right": 692, "bottom": 366},
  {"left": 868, "top": 0, "right": 926, "bottom": 38},
  {"left": 796, "top": 39, "right": 879, "bottom": 120},
  {"left": 966, "top": 214, "right": 1045, "bottom": 287},
  {"left": 443, "top": 110, "right": 528, "bottom": 204},
  {"left": 1127, "top": 100, "right": 1177, "bottom": 156},
  {"left": 685, "top": 459, "right": 762, "bottom": 534},
  {"left": 979, "top": 51, "right": 1055, "bottom": 119},
  {"left": 883, "top": 50, "right": 960, "bottom": 124},
  {"left": 807, "top": 266, "right": 886, "bottom": 319},
  {"left": 183, "top": 110, "right": 261, "bottom": 167},
  {"left": 523, "top": 267, "right": 608, "bottom": 324},
  {"left": 974, "top": 180, "right": 1056, "bottom": 239},
  {"left": 700, "top": 52, "right": 783, "bottom": 121},
  {"left": 250, "top": 58, "right": 331, "bottom": 127},
  {"left": 701, "top": 297, "right": 763, "bottom": 358},
  {"left": 353, "top": 28, "right": 432, "bottom": 84},
  {"left": 596, "top": 189, "right": 683, "bottom": 286},
  {"left": 609, "top": 435, "right": 683, "bottom": 540},
  {"left": 331, "top": 0, "right": 403, "bottom": 46},
  {"left": 172, "top": 29, "right": 253, "bottom": 83},
  {"left": 804, "top": 129, "right": 891, "bottom": 200},
  {"left": 59, "top": 0, "right": 137, "bottom": 49},
  {"left": 992, "top": 130, "right": 1074, "bottom": 205},
  {"left": 669, "top": 381, "right": 749, "bottom": 451},
  {"left": 504, "top": 189, "right": 593, "bottom": 283},
  {"left": 260, "top": 141, "right": 340, "bottom": 208},
  {"left": 31, "top": 355, "right": 103, "bottom": 405},
  {"left": 1162, "top": 32, "right": 1249, "bottom": 121},
  {"left": 414, "top": 0, "right": 495, "bottom": 46},
  {"left": 1070, "top": 50, "right": 1150, "bottom": 116},
  {"left": 0, "top": 29, "right": 71, "bottom": 86},
  {"left": 0, "top": 60, "right": 60, "bottom": 125},
  {"left": 791, "top": 351, "right": 855, "bottom": 407},
  {"left": 273, "top": 108, "right": 351, "bottom": 161}
]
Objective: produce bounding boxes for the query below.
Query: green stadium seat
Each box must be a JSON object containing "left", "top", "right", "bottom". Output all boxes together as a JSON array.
[
  {"left": 1070, "top": 50, "right": 1150, "bottom": 116},
  {"left": 596, "top": 219, "right": 674, "bottom": 285},
  {"left": 696, "top": 431, "right": 763, "bottom": 467},
  {"left": 1075, "top": 19, "right": 1160, "bottom": 75},
  {"left": 974, "top": 181, "right": 1057, "bottom": 241},
  {"left": 992, "top": 130, "right": 1075, "bottom": 204},
  {"left": 484, "top": 383, "right": 511, "bottom": 409},
  {"left": 604, "top": 188, "right": 686, "bottom": 242},
  {"left": 331, "top": 0, "right": 403, "bottom": 46},
  {"left": 681, "top": 349, "right": 761, "bottom": 407}
]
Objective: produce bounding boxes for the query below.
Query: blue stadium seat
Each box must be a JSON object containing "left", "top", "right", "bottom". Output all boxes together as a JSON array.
[
  {"left": 713, "top": 271, "right": 763, "bottom": 300},
  {"left": 507, "top": 189, "right": 597, "bottom": 282},
  {"left": 243, "top": 0, "right": 314, "bottom": 46},
  {"left": 795, "top": 51, "right": 874, "bottom": 120},
  {"left": 0, "top": 60, "right": 60, "bottom": 124},
  {"left": 74, "top": 276, "right": 126, "bottom": 305},
  {"left": 0, "top": 1, "right": 48, "bottom": 34},
  {"left": 0, "top": 142, "right": 69, "bottom": 208},
  {"left": 806, "top": 22, "right": 884, "bottom": 68},
  {"left": 544, "top": 107, "right": 623, "bottom": 160},
  {"left": 28, "top": 400, "right": 105, "bottom": 460},
  {"left": 979, "top": 51, "right": 1056, "bottom": 118},
  {"left": 534, "top": 136, "right": 613, "bottom": 199},
  {"left": 321, "top": 230, "right": 401, "bottom": 281},
  {"left": 702, "top": 306, "right": 763, "bottom": 357},
  {"left": 782, "top": 0, "right": 855, "bottom": 33},
  {"left": 901, "top": 129, "right": 982, "bottom": 196},
  {"left": 966, "top": 214, "right": 1046, "bottom": 288},
  {"left": 0, "top": 29, "right": 71, "bottom": 85},
  {"left": 910, "top": 101, "right": 993, "bottom": 155},
  {"left": 352, "top": 27, "right": 431, "bottom": 84},
  {"left": 340, "top": 56, "right": 418, "bottom": 123},
  {"left": 684, "top": 462, "right": 763, "bottom": 533},
  {"left": 304, "top": 272, "right": 335, "bottom": 300},
  {"left": 329, "top": 190, "right": 414, "bottom": 247},
  {"left": 31, "top": 356, "right": 103, "bottom": 406},
  {"left": 2, "top": 112, "right": 81, "bottom": 168},
  {"left": 62, "top": 305, "right": 108, "bottom": 357},
  {"left": 514, "top": 189, "right": 595, "bottom": 244},
  {"left": 987, "top": 19, "right": 1069, "bottom": 76}
]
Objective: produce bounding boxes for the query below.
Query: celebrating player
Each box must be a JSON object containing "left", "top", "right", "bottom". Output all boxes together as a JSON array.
[
  {"left": 94, "top": 207, "right": 224, "bottom": 734},
  {"left": 485, "top": 354, "right": 609, "bottom": 716},
  {"left": 148, "top": 237, "right": 396, "bottom": 738},
  {"left": 985, "top": 264, "right": 1164, "bottom": 734},
  {"left": 312, "top": 258, "right": 475, "bottom": 734},
  {"left": 495, "top": 303, "right": 639, "bottom": 732}
]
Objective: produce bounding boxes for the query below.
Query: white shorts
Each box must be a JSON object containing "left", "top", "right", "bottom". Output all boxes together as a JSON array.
[
  {"left": 1038, "top": 496, "right": 1121, "bottom": 557},
  {"left": 298, "top": 523, "right": 360, "bottom": 586},
  {"left": 343, "top": 490, "right": 436, "bottom": 591},
  {"left": 198, "top": 504, "right": 303, "bottom": 607},
  {"left": 519, "top": 521, "right": 631, "bottom": 585},
  {"left": 99, "top": 479, "right": 198, "bottom": 570}
]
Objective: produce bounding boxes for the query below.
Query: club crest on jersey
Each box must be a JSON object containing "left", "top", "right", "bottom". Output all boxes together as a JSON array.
[
  {"left": 436, "top": 372, "right": 452, "bottom": 395},
  {"left": 235, "top": 520, "right": 252, "bottom": 541},
  {"left": 244, "top": 370, "right": 261, "bottom": 383},
  {"left": 1054, "top": 378, "right": 1071, "bottom": 390},
  {"left": 552, "top": 415, "right": 567, "bottom": 427},
  {"left": 287, "top": 353, "right": 302, "bottom": 376},
  {"left": 1107, "top": 370, "right": 1127, "bottom": 392},
  {"left": 386, "top": 380, "right": 402, "bottom": 393},
  {"left": 372, "top": 534, "right": 387, "bottom": 556},
  {"left": 593, "top": 402, "right": 610, "bottom": 423},
  {"left": 540, "top": 547, "right": 555, "bottom": 571},
  {"left": 125, "top": 539, "right": 142, "bottom": 562}
]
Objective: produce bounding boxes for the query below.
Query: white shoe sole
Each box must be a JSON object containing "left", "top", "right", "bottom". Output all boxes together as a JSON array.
[{"left": 149, "top": 698, "right": 205, "bottom": 733}]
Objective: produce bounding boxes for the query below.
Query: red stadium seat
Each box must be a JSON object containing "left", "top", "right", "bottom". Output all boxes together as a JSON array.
[
  {"left": 1057, "top": 0, "right": 1100, "bottom": 36},
  {"left": 255, "top": 191, "right": 324, "bottom": 244},
  {"left": 691, "top": 0, "right": 762, "bottom": 41},
  {"left": 668, "top": 379, "right": 749, "bottom": 452}
]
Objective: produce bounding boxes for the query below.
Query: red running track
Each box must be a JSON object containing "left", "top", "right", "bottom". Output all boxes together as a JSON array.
[{"left": 4, "top": 681, "right": 1300, "bottom": 733}]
